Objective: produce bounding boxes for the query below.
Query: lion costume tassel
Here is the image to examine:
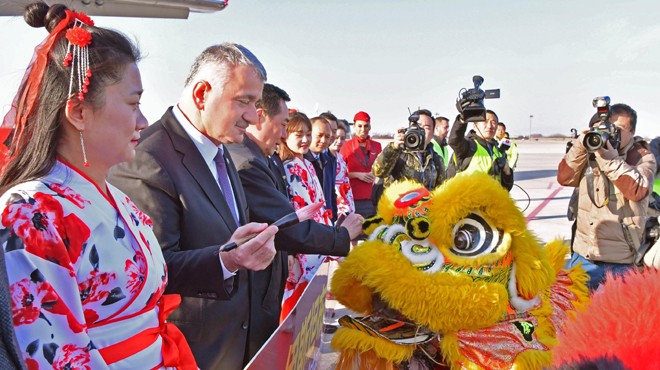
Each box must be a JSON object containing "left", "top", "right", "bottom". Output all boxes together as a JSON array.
[{"left": 331, "top": 173, "right": 589, "bottom": 370}]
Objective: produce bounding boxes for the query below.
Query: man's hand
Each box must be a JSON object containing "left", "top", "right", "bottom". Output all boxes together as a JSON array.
[
  {"left": 340, "top": 213, "right": 365, "bottom": 240},
  {"left": 393, "top": 130, "right": 405, "bottom": 149},
  {"left": 456, "top": 97, "right": 470, "bottom": 118},
  {"left": 220, "top": 223, "right": 278, "bottom": 272},
  {"left": 354, "top": 171, "right": 375, "bottom": 183},
  {"left": 502, "top": 160, "right": 512, "bottom": 176},
  {"left": 595, "top": 139, "right": 619, "bottom": 160}
]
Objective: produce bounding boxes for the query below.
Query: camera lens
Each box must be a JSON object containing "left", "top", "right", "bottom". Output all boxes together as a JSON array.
[
  {"left": 583, "top": 131, "right": 603, "bottom": 152},
  {"left": 586, "top": 134, "right": 601, "bottom": 148},
  {"left": 405, "top": 134, "right": 420, "bottom": 148}
]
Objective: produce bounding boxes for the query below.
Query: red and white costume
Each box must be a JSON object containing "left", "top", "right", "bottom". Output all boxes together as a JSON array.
[
  {"left": 280, "top": 156, "right": 332, "bottom": 319},
  {"left": 1, "top": 160, "right": 195, "bottom": 369},
  {"left": 335, "top": 152, "right": 355, "bottom": 216}
]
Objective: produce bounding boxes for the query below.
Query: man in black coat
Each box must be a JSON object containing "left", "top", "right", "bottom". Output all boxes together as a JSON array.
[
  {"left": 305, "top": 116, "right": 339, "bottom": 221},
  {"left": 109, "top": 43, "right": 278, "bottom": 370},
  {"left": 226, "top": 84, "right": 363, "bottom": 335}
]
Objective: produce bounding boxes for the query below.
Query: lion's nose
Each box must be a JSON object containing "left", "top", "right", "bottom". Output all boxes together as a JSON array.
[{"left": 406, "top": 216, "right": 431, "bottom": 241}]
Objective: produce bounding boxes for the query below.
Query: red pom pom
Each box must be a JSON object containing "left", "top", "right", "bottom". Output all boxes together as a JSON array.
[
  {"left": 66, "top": 27, "right": 92, "bottom": 47},
  {"left": 75, "top": 12, "right": 95, "bottom": 26},
  {"left": 63, "top": 53, "right": 72, "bottom": 67},
  {"left": 86, "top": 69, "right": 92, "bottom": 77},
  {"left": 84, "top": 162, "right": 90, "bottom": 168},
  {"left": 82, "top": 86, "right": 88, "bottom": 93},
  {"left": 78, "top": 92, "right": 85, "bottom": 101},
  {"left": 83, "top": 77, "right": 90, "bottom": 86}
]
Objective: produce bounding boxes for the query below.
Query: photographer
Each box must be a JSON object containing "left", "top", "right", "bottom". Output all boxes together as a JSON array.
[
  {"left": 558, "top": 103, "right": 656, "bottom": 290},
  {"left": 447, "top": 109, "right": 514, "bottom": 191},
  {"left": 372, "top": 109, "right": 445, "bottom": 192}
]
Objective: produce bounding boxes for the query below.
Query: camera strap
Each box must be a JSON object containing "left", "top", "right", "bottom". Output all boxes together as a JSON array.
[
  {"left": 585, "top": 158, "right": 614, "bottom": 209},
  {"left": 586, "top": 156, "right": 642, "bottom": 253}
]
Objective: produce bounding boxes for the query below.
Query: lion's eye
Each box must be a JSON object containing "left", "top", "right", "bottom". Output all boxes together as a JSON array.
[{"left": 450, "top": 213, "right": 502, "bottom": 257}]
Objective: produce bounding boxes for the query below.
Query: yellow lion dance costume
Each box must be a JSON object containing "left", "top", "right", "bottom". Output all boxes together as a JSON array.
[{"left": 331, "top": 173, "right": 589, "bottom": 370}]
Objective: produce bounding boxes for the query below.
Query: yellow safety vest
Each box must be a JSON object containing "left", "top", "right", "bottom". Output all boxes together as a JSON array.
[{"left": 462, "top": 140, "right": 504, "bottom": 182}]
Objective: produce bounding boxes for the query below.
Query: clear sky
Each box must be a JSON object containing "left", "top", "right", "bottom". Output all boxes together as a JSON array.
[{"left": 1, "top": 0, "right": 659, "bottom": 138}]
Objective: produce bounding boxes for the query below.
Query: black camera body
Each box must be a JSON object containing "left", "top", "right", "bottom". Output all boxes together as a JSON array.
[
  {"left": 583, "top": 96, "right": 621, "bottom": 152},
  {"left": 458, "top": 75, "right": 500, "bottom": 123},
  {"left": 401, "top": 114, "right": 426, "bottom": 151},
  {"left": 635, "top": 216, "right": 660, "bottom": 266}
]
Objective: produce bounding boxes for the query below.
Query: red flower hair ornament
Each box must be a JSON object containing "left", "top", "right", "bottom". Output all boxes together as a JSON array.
[
  {"left": 1, "top": 10, "right": 96, "bottom": 169},
  {"left": 63, "top": 14, "right": 93, "bottom": 107},
  {"left": 73, "top": 11, "right": 95, "bottom": 26},
  {"left": 65, "top": 27, "right": 92, "bottom": 47}
]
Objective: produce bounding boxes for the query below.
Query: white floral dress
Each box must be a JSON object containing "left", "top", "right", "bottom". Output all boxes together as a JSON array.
[
  {"left": 335, "top": 152, "right": 355, "bottom": 215},
  {"left": 0, "top": 160, "right": 195, "bottom": 369},
  {"left": 280, "top": 156, "right": 332, "bottom": 319}
]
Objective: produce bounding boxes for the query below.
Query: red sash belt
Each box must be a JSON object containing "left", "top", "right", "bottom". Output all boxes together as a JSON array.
[{"left": 98, "top": 294, "right": 197, "bottom": 369}]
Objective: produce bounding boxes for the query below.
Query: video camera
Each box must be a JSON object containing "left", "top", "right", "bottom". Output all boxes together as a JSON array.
[
  {"left": 399, "top": 114, "right": 426, "bottom": 151},
  {"left": 457, "top": 75, "right": 500, "bottom": 123},
  {"left": 583, "top": 96, "right": 621, "bottom": 152}
]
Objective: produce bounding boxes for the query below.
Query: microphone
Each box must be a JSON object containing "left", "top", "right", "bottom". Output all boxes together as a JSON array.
[{"left": 498, "top": 138, "right": 511, "bottom": 152}]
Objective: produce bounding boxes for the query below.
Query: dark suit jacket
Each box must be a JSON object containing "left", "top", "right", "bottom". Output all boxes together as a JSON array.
[
  {"left": 323, "top": 150, "right": 338, "bottom": 220},
  {"left": 0, "top": 251, "right": 26, "bottom": 370},
  {"left": 108, "top": 107, "right": 255, "bottom": 370},
  {"left": 268, "top": 153, "right": 287, "bottom": 192},
  {"left": 227, "top": 137, "right": 351, "bottom": 346},
  {"left": 304, "top": 151, "right": 323, "bottom": 184},
  {"left": 228, "top": 137, "right": 351, "bottom": 256},
  {"left": 304, "top": 150, "right": 338, "bottom": 221}
]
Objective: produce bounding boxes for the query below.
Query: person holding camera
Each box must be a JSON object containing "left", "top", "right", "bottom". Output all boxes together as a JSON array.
[
  {"left": 432, "top": 116, "right": 451, "bottom": 170},
  {"left": 558, "top": 103, "right": 656, "bottom": 290},
  {"left": 447, "top": 108, "right": 514, "bottom": 191},
  {"left": 372, "top": 109, "right": 445, "bottom": 193},
  {"left": 495, "top": 122, "right": 519, "bottom": 170}
]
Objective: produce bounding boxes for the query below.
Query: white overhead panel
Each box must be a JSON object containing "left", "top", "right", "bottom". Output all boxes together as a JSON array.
[{"left": 0, "top": 0, "right": 228, "bottom": 19}]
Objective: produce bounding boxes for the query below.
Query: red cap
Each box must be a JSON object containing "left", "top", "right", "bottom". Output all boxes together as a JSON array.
[{"left": 353, "top": 111, "right": 371, "bottom": 123}]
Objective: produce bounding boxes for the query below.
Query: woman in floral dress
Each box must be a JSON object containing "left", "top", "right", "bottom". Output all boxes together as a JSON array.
[
  {"left": 329, "top": 121, "right": 355, "bottom": 216},
  {"left": 278, "top": 113, "right": 332, "bottom": 320},
  {"left": 0, "top": 3, "right": 195, "bottom": 369}
]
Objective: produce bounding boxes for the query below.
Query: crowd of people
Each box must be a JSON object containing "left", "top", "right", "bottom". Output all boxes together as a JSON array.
[{"left": 0, "top": 2, "right": 658, "bottom": 370}]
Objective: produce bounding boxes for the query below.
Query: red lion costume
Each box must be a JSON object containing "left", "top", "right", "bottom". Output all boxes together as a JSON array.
[{"left": 553, "top": 268, "right": 660, "bottom": 369}]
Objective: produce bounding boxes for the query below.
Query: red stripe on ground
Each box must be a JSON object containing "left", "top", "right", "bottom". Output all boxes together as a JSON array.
[{"left": 526, "top": 187, "right": 563, "bottom": 222}]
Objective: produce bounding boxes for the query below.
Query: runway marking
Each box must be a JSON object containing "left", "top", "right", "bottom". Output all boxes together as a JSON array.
[{"left": 526, "top": 187, "right": 563, "bottom": 222}]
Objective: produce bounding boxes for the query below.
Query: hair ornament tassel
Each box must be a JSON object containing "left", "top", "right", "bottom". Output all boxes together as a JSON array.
[{"left": 64, "top": 12, "right": 94, "bottom": 110}]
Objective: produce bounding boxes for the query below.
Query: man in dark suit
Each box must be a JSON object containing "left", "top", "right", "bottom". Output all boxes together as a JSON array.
[
  {"left": 319, "top": 112, "right": 340, "bottom": 221},
  {"left": 306, "top": 116, "right": 338, "bottom": 221},
  {"left": 108, "top": 43, "right": 278, "bottom": 370},
  {"left": 226, "top": 85, "right": 364, "bottom": 343},
  {"left": 0, "top": 251, "right": 26, "bottom": 370}
]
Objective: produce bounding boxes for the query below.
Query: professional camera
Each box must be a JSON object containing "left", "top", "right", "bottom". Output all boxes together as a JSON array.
[
  {"left": 635, "top": 216, "right": 660, "bottom": 266},
  {"left": 566, "top": 128, "right": 579, "bottom": 153},
  {"left": 399, "top": 114, "right": 426, "bottom": 151},
  {"left": 457, "top": 75, "right": 500, "bottom": 123},
  {"left": 583, "top": 96, "right": 621, "bottom": 152}
]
